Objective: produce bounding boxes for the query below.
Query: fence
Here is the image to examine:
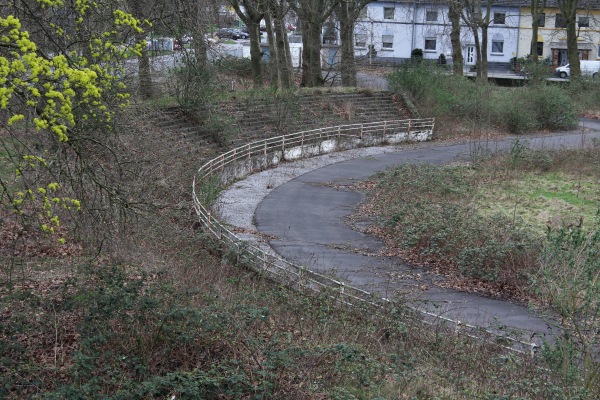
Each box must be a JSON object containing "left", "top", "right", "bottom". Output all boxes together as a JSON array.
[{"left": 192, "top": 118, "right": 538, "bottom": 355}]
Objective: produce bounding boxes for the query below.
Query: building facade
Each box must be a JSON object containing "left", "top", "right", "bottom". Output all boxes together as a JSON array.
[
  {"left": 357, "top": 1, "right": 600, "bottom": 67},
  {"left": 517, "top": 3, "right": 600, "bottom": 65}
]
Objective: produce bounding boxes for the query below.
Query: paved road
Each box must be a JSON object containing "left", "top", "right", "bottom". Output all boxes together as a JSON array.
[{"left": 252, "top": 127, "right": 600, "bottom": 349}]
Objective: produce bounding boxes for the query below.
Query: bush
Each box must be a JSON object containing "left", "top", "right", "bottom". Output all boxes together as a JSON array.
[
  {"left": 530, "top": 85, "right": 578, "bottom": 131},
  {"left": 537, "top": 221, "right": 600, "bottom": 395},
  {"left": 410, "top": 48, "right": 423, "bottom": 62},
  {"left": 367, "top": 164, "right": 541, "bottom": 287},
  {"left": 388, "top": 66, "right": 579, "bottom": 135}
]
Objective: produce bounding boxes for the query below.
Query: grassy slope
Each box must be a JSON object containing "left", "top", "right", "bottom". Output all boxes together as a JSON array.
[{"left": 1, "top": 90, "right": 596, "bottom": 398}]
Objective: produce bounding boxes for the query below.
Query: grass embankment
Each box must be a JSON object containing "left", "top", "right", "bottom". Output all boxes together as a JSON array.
[
  {"left": 1, "top": 108, "right": 564, "bottom": 399},
  {"left": 358, "top": 145, "right": 600, "bottom": 299},
  {"left": 2, "top": 65, "right": 599, "bottom": 398},
  {"left": 355, "top": 144, "right": 600, "bottom": 396}
]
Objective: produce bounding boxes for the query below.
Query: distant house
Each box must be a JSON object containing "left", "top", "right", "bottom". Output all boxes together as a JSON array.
[
  {"left": 356, "top": 1, "right": 520, "bottom": 65},
  {"left": 517, "top": 1, "right": 600, "bottom": 66},
  {"left": 355, "top": 0, "right": 600, "bottom": 68}
]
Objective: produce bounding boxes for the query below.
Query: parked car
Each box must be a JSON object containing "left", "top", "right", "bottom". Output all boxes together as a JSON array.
[
  {"left": 231, "top": 29, "right": 249, "bottom": 39},
  {"left": 555, "top": 60, "right": 600, "bottom": 78},
  {"left": 217, "top": 28, "right": 241, "bottom": 40}
]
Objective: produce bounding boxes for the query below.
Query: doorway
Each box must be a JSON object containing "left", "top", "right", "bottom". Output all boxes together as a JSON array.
[{"left": 465, "top": 45, "right": 476, "bottom": 65}]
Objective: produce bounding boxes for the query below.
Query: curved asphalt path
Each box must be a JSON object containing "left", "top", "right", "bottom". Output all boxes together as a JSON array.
[{"left": 254, "top": 123, "right": 600, "bottom": 349}]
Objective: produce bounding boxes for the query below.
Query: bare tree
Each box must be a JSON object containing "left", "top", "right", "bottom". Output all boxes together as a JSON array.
[
  {"left": 228, "top": 0, "right": 267, "bottom": 87},
  {"left": 335, "top": 0, "right": 373, "bottom": 87},
  {"left": 291, "top": 0, "right": 338, "bottom": 87},
  {"left": 269, "top": 0, "right": 294, "bottom": 88},
  {"left": 555, "top": 0, "right": 580, "bottom": 77},
  {"left": 530, "top": 0, "right": 547, "bottom": 62},
  {"left": 447, "top": 0, "right": 464, "bottom": 75},
  {"left": 460, "top": 0, "right": 493, "bottom": 79},
  {"left": 126, "top": 0, "right": 153, "bottom": 98}
]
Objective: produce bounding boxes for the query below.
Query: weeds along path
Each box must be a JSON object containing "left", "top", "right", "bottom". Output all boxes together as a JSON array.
[{"left": 217, "top": 125, "right": 600, "bottom": 350}]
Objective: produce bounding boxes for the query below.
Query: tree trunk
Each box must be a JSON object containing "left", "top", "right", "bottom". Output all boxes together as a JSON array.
[
  {"left": 127, "top": 0, "right": 153, "bottom": 98},
  {"left": 480, "top": 24, "right": 488, "bottom": 79},
  {"left": 448, "top": 1, "right": 463, "bottom": 76},
  {"left": 264, "top": 12, "right": 279, "bottom": 87},
  {"left": 531, "top": 19, "right": 539, "bottom": 62},
  {"left": 301, "top": 17, "right": 324, "bottom": 87},
  {"left": 273, "top": 7, "right": 293, "bottom": 88},
  {"left": 248, "top": 20, "right": 264, "bottom": 86},
  {"left": 564, "top": 2, "right": 580, "bottom": 77},
  {"left": 471, "top": 27, "right": 482, "bottom": 78},
  {"left": 530, "top": 0, "right": 546, "bottom": 62},
  {"left": 230, "top": 1, "right": 264, "bottom": 87},
  {"left": 338, "top": 3, "right": 357, "bottom": 87},
  {"left": 294, "top": 0, "right": 338, "bottom": 87}
]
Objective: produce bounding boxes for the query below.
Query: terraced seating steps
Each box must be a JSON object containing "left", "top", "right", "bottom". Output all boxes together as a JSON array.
[{"left": 143, "top": 90, "right": 413, "bottom": 149}]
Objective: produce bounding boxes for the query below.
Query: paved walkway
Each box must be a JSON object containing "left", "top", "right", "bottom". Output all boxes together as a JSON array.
[{"left": 218, "top": 125, "right": 600, "bottom": 350}]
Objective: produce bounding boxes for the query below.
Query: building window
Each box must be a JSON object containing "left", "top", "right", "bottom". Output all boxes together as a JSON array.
[
  {"left": 578, "top": 16, "right": 590, "bottom": 28},
  {"left": 555, "top": 14, "right": 567, "bottom": 28},
  {"left": 382, "top": 34, "right": 394, "bottom": 49},
  {"left": 493, "top": 13, "right": 506, "bottom": 25},
  {"left": 426, "top": 10, "right": 438, "bottom": 22},
  {"left": 359, "top": 7, "right": 368, "bottom": 19},
  {"left": 355, "top": 34, "right": 367, "bottom": 48},
  {"left": 383, "top": 7, "right": 394, "bottom": 20},
  {"left": 537, "top": 13, "right": 546, "bottom": 27},
  {"left": 491, "top": 40, "right": 504, "bottom": 54},
  {"left": 424, "top": 38, "right": 436, "bottom": 51},
  {"left": 537, "top": 42, "right": 544, "bottom": 57}
]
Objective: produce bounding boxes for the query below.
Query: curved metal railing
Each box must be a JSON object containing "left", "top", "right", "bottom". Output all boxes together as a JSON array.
[{"left": 192, "top": 118, "right": 539, "bottom": 355}]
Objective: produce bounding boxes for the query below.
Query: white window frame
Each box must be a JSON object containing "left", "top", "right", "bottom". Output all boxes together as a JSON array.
[
  {"left": 493, "top": 12, "right": 506, "bottom": 25},
  {"left": 381, "top": 34, "right": 394, "bottom": 49},
  {"left": 383, "top": 7, "right": 394, "bottom": 20},
  {"left": 355, "top": 34, "right": 367, "bottom": 48},
  {"left": 424, "top": 37, "right": 436, "bottom": 52},
  {"left": 426, "top": 10, "right": 438, "bottom": 22},
  {"left": 578, "top": 16, "right": 590, "bottom": 28},
  {"left": 537, "top": 13, "right": 546, "bottom": 27},
  {"left": 491, "top": 40, "right": 504, "bottom": 55}
]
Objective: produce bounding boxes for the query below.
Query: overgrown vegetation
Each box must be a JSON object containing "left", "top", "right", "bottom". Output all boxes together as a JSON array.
[
  {"left": 2, "top": 3, "right": 600, "bottom": 395},
  {"left": 359, "top": 145, "right": 600, "bottom": 295},
  {"left": 388, "top": 64, "right": 587, "bottom": 136},
  {"left": 356, "top": 144, "right": 600, "bottom": 397},
  {"left": 3, "top": 256, "right": 591, "bottom": 399}
]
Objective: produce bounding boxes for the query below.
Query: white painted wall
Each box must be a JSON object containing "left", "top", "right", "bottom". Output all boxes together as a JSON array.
[{"left": 357, "top": 1, "right": 521, "bottom": 64}]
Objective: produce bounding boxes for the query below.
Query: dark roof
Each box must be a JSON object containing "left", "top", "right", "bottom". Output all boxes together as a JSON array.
[{"left": 379, "top": 0, "right": 599, "bottom": 9}]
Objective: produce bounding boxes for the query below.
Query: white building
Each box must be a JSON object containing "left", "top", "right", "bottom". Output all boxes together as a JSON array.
[{"left": 356, "top": 1, "right": 522, "bottom": 66}]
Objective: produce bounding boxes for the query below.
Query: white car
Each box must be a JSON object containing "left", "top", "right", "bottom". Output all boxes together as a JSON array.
[{"left": 555, "top": 60, "right": 600, "bottom": 78}]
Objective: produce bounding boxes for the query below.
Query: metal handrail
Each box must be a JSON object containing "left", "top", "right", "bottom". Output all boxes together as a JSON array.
[{"left": 192, "top": 118, "right": 538, "bottom": 355}]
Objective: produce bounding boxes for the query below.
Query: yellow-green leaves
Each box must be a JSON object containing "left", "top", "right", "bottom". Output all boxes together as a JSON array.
[
  {"left": 1, "top": 3, "right": 144, "bottom": 241},
  {"left": 114, "top": 10, "right": 144, "bottom": 34}
]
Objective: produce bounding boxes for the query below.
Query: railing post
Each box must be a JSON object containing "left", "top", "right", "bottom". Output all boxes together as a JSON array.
[
  {"left": 299, "top": 266, "right": 305, "bottom": 289},
  {"left": 408, "top": 119, "right": 412, "bottom": 135},
  {"left": 360, "top": 123, "right": 364, "bottom": 140},
  {"left": 383, "top": 120, "right": 387, "bottom": 136}
]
